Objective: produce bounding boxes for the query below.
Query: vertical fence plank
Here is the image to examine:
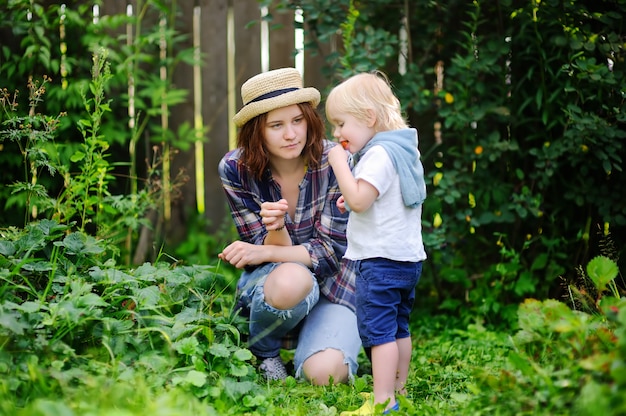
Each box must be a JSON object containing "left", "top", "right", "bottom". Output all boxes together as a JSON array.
[
  {"left": 197, "top": 0, "right": 229, "bottom": 233},
  {"left": 167, "top": 0, "right": 196, "bottom": 243},
  {"left": 269, "top": 6, "right": 295, "bottom": 69},
  {"left": 233, "top": 0, "right": 262, "bottom": 110},
  {"left": 99, "top": 0, "right": 130, "bottom": 16},
  {"left": 304, "top": 28, "right": 336, "bottom": 116}
]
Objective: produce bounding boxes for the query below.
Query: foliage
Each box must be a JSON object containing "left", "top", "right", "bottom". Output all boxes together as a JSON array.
[
  {"left": 0, "top": 75, "right": 64, "bottom": 224},
  {"left": 1, "top": 1, "right": 625, "bottom": 413},
  {"left": 397, "top": 256, "right": 625, "bottom": 416},
  {"left": 458, "top": 255, "right": 625, "bottom": 415},
  {"left": 0, "top": 219, "right": 262, "bottom": 415},
  {"left": 0, "top": 50, "right": 170, "bottom": 264},
  {"left": 274, "top": 0, "right": 626, "bottom": 326},
  {"left": 0, "top": 0, "right": 201, "bottom": 262},
  {"left": 0, "top": 222, "right": 624, "bottom": 415}
]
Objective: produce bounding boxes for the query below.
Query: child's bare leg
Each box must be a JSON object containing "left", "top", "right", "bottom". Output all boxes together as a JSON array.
[
  {"left": 395, "top": 336, "right": 412, "bottom": 395},
  {"left": 371, "top": 341, "right": 398, "bottom": 410}
]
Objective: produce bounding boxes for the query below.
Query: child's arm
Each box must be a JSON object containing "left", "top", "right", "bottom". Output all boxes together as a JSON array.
[{"left": 328, "top": 145, "right": 379, "bottom": 213}]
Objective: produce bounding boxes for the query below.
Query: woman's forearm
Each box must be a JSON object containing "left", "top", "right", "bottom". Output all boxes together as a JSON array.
[
  {"left": 263, "top": 244, "right": 312, "bottom": 267},
  {"left": 264, "top": 226, "right": 292, "bottom": 246}
]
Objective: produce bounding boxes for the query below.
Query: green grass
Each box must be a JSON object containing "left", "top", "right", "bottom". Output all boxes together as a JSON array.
[
  {"left": 1, "top": 222, "right": 624, "bottom": 415},
  {"left": 2, "top": 285, "right": 624, "bottom": 415}
]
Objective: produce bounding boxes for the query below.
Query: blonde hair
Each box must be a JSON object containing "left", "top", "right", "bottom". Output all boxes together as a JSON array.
[{"left": 325, "top": 71, "right": 408, "bottom": 132}]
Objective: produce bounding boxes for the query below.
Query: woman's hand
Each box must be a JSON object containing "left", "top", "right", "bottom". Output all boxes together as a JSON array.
[
  {"left": 218, "top": 241, "right": 267, "bottom": 269},
  {"left": 260, "top": 198, "right": 288, "bottom": 231}
]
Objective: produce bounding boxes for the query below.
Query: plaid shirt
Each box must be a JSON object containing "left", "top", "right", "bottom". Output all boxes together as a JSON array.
[{"left": 218, "top": 140, "right": 357, "bottom": 312}]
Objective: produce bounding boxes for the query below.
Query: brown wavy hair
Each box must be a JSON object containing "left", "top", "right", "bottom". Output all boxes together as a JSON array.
[{"left": 236, "top": 102, "right": 325, "bottom": 180}]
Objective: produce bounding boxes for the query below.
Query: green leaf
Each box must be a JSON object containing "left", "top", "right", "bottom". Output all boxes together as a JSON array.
[
  {"left": 171, "top": 370, "right": 207, "bottom": 388},
  {"left": 208, "top": 343, "right": 230, "bottom": 358},
  {"left": 530, "top": 253, "right": 548, "bottom": 271},
  {"left": 76, "top": 293, "right": 108, "bottom": 308},
  {"left": 174, "top": 336, "right": 201, "bottom": 356},
  {"left": 186, "top": 370, "right": 207, "bottom": 387},
  {"left": 54, "top": 233, "right": 104, "bottom": 256},
  {"left": 233, "top": 348, "right": 253, "bottom": 362},
  {"left": 0, "top": 241, "right": 16, "bottom": 257},
  {"left": 222, "top": 379, "right": 257, "bottom": 399},
  {"left": 89, "top": 267, "right": 134, "bottom": 284},
  {"left": 134, "top": 286, "right": 161, "bottom": 308},
  {"left": 229, "top": 362, "right": 249, "bottom": 377},
  {"left": 243, "top": 394, "right": 267, "bottom": 407},
  {"left": 56, "top": 232, "right": 86, "bottom": 254},
  {"left": 514, "top": 271, "right": 536, "bottom": 296},
  {"left": 35, "top": 219, "right": 70, "bottom": 236},
  {"left": 17, "top": 301, "right": 42, "bottom": 313},
  {"left": 70, "top": 150, "right": 86, "bottom": 162},
  {"left": 535, "top": 88, "right": 543, "bottom": 110},
  {"left": 586, "top": 255, "right": 618, "bottom": 292},
  {"left": 22, "top": 261, "right": 53, "bottom": 272},
  {"left": 0, "top": 308, "right": 28, "bottom": 335}
]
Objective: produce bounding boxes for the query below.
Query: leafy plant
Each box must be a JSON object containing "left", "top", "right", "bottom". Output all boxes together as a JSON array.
[
  {"left": 0, "top": 1, "right": 202, "bottom": 263},
  {"left": 0, "top": 76, "right": 64, "bottom": 223},
  {"left": 53, "top": 48, "right": 115, "bottom": 231},
  {"left": 0, "top": 49, "right": 191, "bottom": 264},
  {"left": 586, "top": 255, "right": 620, "bottom": 298},
  {"left": 0, "top": 217, "right": 264, "bottom": 414},
  {"left": 2, "top": 224, "right": 625, "bottom": 415},
  {"left": 462, "top": 255, "right": 625, "bottom": 415}
]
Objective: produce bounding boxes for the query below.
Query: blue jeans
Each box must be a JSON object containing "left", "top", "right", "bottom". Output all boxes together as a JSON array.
[
  {"left": 355, "top": 258, "right": 422, "bottom": 348},
  {"left": 237, "top": 262, "right": 361, "bottom": 378}
]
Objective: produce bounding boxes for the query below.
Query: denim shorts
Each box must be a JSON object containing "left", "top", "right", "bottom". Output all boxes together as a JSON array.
[
  {"left": 355, "top": 258, "right": 422, "bottom": 348},
  {"left": 237, "top": 262, "right": 361, "bottom": 379},
  {"left": 293, "top": 296, "right": 361, "bottom": 380}
]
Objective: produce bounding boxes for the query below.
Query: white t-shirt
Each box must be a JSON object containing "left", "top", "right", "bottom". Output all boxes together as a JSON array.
[{"left": 344, "top": 145, "right": 427, "bottom": 262}]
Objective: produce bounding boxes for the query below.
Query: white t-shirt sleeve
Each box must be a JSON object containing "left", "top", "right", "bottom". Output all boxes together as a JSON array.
[{"left": 354, "top": 146, "right": 395, "bottom": 198}]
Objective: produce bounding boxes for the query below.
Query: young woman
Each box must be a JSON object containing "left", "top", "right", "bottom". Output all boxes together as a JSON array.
[{"left": 218, "top": 68, "right": 361, "bottom": 385}]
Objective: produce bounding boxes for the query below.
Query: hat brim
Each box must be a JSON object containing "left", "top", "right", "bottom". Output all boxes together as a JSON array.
[{"left": 233, "top": 87, "right": 321, "bottom": 127}]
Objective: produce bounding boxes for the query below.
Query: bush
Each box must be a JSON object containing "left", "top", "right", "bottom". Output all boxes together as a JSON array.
[{"left": 277, "top": 0, "right": 626, "bottom": 325}]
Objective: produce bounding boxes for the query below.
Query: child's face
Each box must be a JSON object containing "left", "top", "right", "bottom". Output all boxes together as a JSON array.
[{"left": 329, "top": 112, "right": 375, "bottom": 154}]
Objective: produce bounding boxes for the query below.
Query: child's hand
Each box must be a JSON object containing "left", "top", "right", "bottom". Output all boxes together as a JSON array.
[
  {"left": 336, "top": 195, "right": 346, "bottom": 214},
  {"left": 328, "top": 143, "right": 349, "bottom": 168}
]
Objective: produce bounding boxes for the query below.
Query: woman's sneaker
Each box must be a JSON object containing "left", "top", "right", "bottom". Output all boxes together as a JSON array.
[{"left": 259, "top": 356, "right": 288, "bottom": 381}]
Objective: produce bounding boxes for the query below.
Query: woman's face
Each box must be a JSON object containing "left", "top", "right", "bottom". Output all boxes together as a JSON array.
[{"left": 263, "top": 104, "right": 308, "bottom": 160}]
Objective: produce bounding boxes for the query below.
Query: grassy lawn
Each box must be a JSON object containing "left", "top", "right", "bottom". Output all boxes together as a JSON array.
[
  {"left": 261, "top": 314, "right": 515, "bottom": 416},
  {"left": 0, "top": 228, "right": 623, "bottom": 415}
]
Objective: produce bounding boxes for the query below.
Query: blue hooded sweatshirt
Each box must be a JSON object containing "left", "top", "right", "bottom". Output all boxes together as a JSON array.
[{"left": 351, "top": 128, "right": 426, "bottom": 208}]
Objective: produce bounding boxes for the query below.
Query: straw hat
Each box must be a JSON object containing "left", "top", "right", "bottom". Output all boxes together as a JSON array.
[{"left": 233, "top": 68, "right": 321, "bottom": 127}]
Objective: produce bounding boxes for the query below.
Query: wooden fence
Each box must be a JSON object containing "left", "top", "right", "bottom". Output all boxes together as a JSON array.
[{"left": 98, "top": 0, "right": 337, "bottom": 247}]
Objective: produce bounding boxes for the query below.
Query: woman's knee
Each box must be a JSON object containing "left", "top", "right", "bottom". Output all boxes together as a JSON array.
[
  {"left": 301, "top": 349, "right": 349, "bottom": 385},
  {"left": 264, "top": 263, "right": 314, "bottom": 309}
]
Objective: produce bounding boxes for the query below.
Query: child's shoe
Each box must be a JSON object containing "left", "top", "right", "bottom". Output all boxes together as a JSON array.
[
  {"left": 340, "top": 393, "right": 374, "bottom": 416},
  {"left": 384, "top": 402, "right": 400, "bottom": 414},
  {"left": 340, "top": 393, "right": 400, "bottom": 415}
]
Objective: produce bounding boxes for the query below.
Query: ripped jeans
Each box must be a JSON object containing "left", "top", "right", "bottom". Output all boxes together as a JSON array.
[{"left": 236, "top": 262, "right": 320, "bottom": 359}]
